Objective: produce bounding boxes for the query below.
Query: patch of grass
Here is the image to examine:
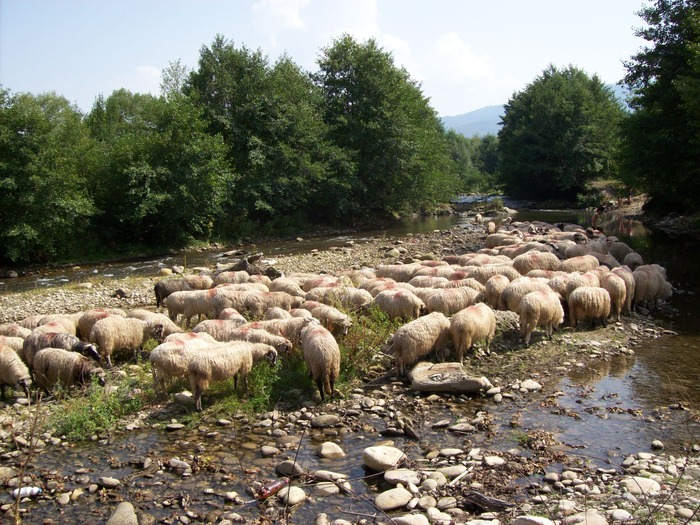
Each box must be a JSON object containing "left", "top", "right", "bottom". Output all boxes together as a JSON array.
[{"left": 47, "top": 377, "right": 145, "bottom": 441}]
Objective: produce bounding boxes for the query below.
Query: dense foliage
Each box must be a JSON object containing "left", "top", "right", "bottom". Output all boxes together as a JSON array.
[
  {"left": 619, "top": 0, "right": 700, "bottom": 213},
  {"left": 0, "top": 36, "right": 467, "bottom": 265},
  {"left": 497, "top": 65, "right": 625, "bottom": 201}
]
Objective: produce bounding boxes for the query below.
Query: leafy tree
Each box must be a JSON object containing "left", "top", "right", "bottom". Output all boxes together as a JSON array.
[
  {"left": 620, "top": 0, "right": 700, "bottom": 213},
  {"left": 498, "top": 65, "right": 624, "bottom": 201},
  {"left": 0, "top": 90, "right": 96, "bottom": 263},
  {"left": 86, "top": 89, "right": 232, "bottom": 248},
  {"left": 315, "top": 35, "right": 459, "bottom": 219},
  {"left": 446, "top": 131, "right": 501, "bottom": 193},
  {"left": 187, "top": 37, "right": 331, "bottom": 231}
]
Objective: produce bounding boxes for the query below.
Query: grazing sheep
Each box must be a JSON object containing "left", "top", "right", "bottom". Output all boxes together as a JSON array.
[
  {"left": 426, "top": 287, "right": 482, "bottom": 316},
  {"left": 210, "top": 289, "right": 258, "bottom": 319},
  {"left": 376, "top": 264, "right": 422, "bottom": 283},
  {"left": 601, "top": 273, "right": 627, "bottom": 322},
  {"left": 611, "top": 266, "right": 636, "bottom": 314},
  {"left": 388, "top": 312, "right": 451, "bottom": 376},
  {"left": 499, "top": 278, "right": 552, "bottom": 312},
  {"left": 240, "top": 292, "right": 303, "bottom": 318},
  {"left": 32, "top": 347, "right": 106, "bottom": 394},
  {"left": 373, "top": 289, "right": 427, "bottom": 321},
  {"left": 126, "top": 309, "right": 183, "bottom": 338},
  {"left": 517, "top": 290, "right": 565, "bottom": 346},
  {"left": 213, "top": 270, "right": 251, "bottom": 286},
  {"left": 194, "top": 322, "right": 292, "bottom": 354},
  {"left": 0, "top": 346, "right": 31, "bottom": 399},
  {"left": 309, "top": 304, "right": 353, "bottom": 336},
  {"left": 164, "top": 289, "right": 222, "bottom": 328},
  {"left": 263, "top": 307, "right": 293, "bottom": 320},
  {"left": 409, "top": 275, "right": 451, "bottom": 289},
  {"left": 300, "top": 321, "right": 341, "bottom": 401},
  {"left": 457, "top": 253, "right": 512, "bottom": 267},
  {"left": 154, "top": 278, "right": 189, "bottom": 308},
  {"left": 633, "top": 265, "right": 672, "bottom": 310},
  {"left": 240, "top": 317, "right": 315, "bottom": 345},
  {"left": 467, "top": 264, "right": 521, "bottom": 285},
  {"left": 0, "top": 336, "right": 24, "bottom": 353},
  {"left": 182, "top": 274, "right": 214, "bottom": 290},
  {"left": 568, "top": 286, "right": 611, "bottom": 329},
  {"left": 564, "top": 271, "right": 601, "bottom": 300},
  {"left": 300, "top": 275, "right": 343, "bottom": 292},
  {"left": 484, "top": 274, "right": 511, "bottom": 309},
  {"left": 149, "top": 337, "right": 217, "bottom": 391},
  {"left": 163, "top": 331, "right": 218, "bottom": 344},
  {"left": 31, "top": 317, "right": 79, "bottom": 336},
  {"left": 363, "top": 279, "right": 419, "bottom": 298},
  {"left": 248, "top": 274, "right": 272, "bottom": 287},
  {"left": 268, "top": 277, "right": 306, "bottom": 297},
  {"left": 559, "top": 254, "right": 600, "bottom": 274},
  {"left": 449, "top": 303, "right": 497, "bottom": 363},
  {"left": 0, "top": 323, "right": 31, "bottom": 339},
  {"left": 19, "top": 315, "right": 45, "bottom": 330},
  {"left": 289, "top": 308, "right": 314, "bottom": 318},
  {"left": 305, "top": 286, "right": 373, "bottom": 310},
  {"left": 22, "top": 332, "right": 100, "bottom": 370},
  {"left": 607, "top": 240, "right": 634, "bottom": 262},
  {"left": 89, "top": 317, "right": 164, "bottom": 367},
  {"left": 438, "top": 278, "right": 486, "bottom": 293},
  {"left": 512, "top": 251, "right": 561, "bottom": 275},
  {"left": 219, "top": 308, "right": 248, "bottom": 323},
  {"left": 77, "top": 308, "right": 127, "bottom": 340},
  {"left": 188, "top": 342, "right": 278, "bottom": 411},
  {"left": 623, "top": 252, "right": 644, "bottom": 270}
]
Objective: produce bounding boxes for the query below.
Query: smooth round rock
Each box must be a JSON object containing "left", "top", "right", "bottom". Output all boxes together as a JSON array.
[
  {"left": 278, "top": 485, "right": 307, "bottom": 505},
  {"left": 317, "top": 442, "right": 345, "bottom": 459},
  {"left": 106, "top": 501, "right": 138, "bottom": 525},
  {"left": 362, "top": 446, "right": 406, "bottom": 472},
  {"left": 375, "top": 486, "right": 412, "bottom": 511}
]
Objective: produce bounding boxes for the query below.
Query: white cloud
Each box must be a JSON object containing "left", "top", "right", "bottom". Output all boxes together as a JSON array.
[
  {"left": 435, "top": 32, "right": 493, "bottom": 81},
  {"left": 251, "top": 0, "right": 312, "bottom": 47}
]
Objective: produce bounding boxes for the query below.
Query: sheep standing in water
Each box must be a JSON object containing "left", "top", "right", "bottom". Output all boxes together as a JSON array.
[{"left": 300, "top": 321, "right": 341, "bottom": 401}]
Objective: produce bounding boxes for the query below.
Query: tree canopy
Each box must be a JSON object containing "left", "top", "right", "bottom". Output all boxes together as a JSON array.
[
  {"left": 498, "top": 65, "right": 625, "bottom": 201},
  {"left": 619, "top": 0, "right": 700, "bottom": 213}
]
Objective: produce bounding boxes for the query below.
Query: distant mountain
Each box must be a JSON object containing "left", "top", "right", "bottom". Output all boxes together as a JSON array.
[{"left": 441, "top": 105, "right": 503, "bottom": 137}]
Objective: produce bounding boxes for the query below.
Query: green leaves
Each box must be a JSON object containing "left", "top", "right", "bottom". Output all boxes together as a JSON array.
[{"left": 498, "top": 65, "right": 624, "bottom": 201}]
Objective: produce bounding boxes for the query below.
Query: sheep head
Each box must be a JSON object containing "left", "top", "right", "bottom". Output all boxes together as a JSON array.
[
  {"left": 18, "top": 378, "right": 31, "bottom": 398},
  {"left": 266, "top": 349, "right": 278, "bottom": 367}
]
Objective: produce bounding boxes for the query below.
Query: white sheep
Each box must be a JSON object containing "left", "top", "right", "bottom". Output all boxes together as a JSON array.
[
  {"left": 0, "top": 323, "right": 31, "bottom": 339},
  {"left": 22, "top": 331, "right": 101, "bottom": 370},
  {"left": 388, "top": 312, "right": 451, "bottom": 376},
  {"left": 37, "top": 313, "right": 82, "bottom": 334},
  {"left": 188, "top": 342, "right": 278, "bottom": 411},
  {"left": 449, "top": 303, "right": 497, "bottom": 363},
  {"left": 154, "top": 278, "right": 190, "bottom": 308},
  {"left": 77, "top": 308, "right": 127, "bottom": 340},
  {"left": 568, "top": 286, "right": 611, "bottom": 329},
  {"left": 512, "top": 251, "right": 561, "bottom": 275},
  {"left": 89, "top": 317, "right": 164, "bottom": 367},
  {"left": 32, "top": 347, "right": 106, "bottom": 394},
  {"left": 213, "top": 270, "right": 251, "bottom": 286},
  {"left": 19, "top": 315, "right": 45, "bottom": 330},
  {"left": 426, "top": 287, "right": 482, "bottom": 316},
  {"left": 219, "top": 308, "right": 247, "bottom": 323},
  {"left": 632, "top": 265, "right": 672, "bottom": 310},
  {"left": 498, "top": 278, "right": 552, "bottom": 312},
  {"left": 600, "top": 272, "right": 627, "bottom": 322},
  {"left": 31, "top": 317, "right": 79, "bottom": 336},
  {"left": 623, "top": 252, "right": 643, "bottom": 270},
  {"left": 163, "top": 331, "right": 218, "bottom": 344},
  {"left": 195, "top": 323, "right": 293, "bottom": 354},
  {"left": 372, "top": 289, "right": 427, "bottom": 320},
  {"left": 289, "top": 308, "right": 314, "bottom": 318},
  {"left": 558, "top": 254, "right": 600, "bottom": 274},
  {"left": 268, "top": 277, "right": 306, "bottom": 297},
  {"left": 375, "top": 263, "right": 422, "bottom": 283},
  {"left": 126, "top": 309, "right": 184, "bottom": 338},
  {"left": 300, "top": 321, "right": 341, "bottom": 401},
  {"left": 437, "top": 277, "right": 486, "bottom": 293},
  {"left": 467, "top": 264, "right": 521, "bottom": 285},
  {"left": 517, "top": 290, "right": 565, "bottom": 346},
  {"left": 305, "top": 286, "right": 373, "bottom": 310},
  {"left": 164, "top": 289, "right": 222, "bottom": 328},
  {"left": 607, "top": 240, "right": 634, "bottom": 262},
  {"left": 239, "top": 317, "right": 315, "bottom": 345},
  {"left": 308, "top": 304, "right": 353, "bottom": 336},
  {"left": 564, "top": 271, "right": 601, "bottom": 300},
  {"left": 182, "top": 274, "right": 214, "bottom": 290},
  {"left": 0, "top": 335, "right": 25, "bottom": 353},
  {"left": 192, "top": 319, "right": 248, "bottom": 340},
  {"left": 611, "top": 266, "right": 636, "bottom": 314},
  {"left": 264, "top": 307, "right": 293, "bottom": 320},
  {"left": 484, "top": 274, "right": 511, "bottom": 309},
  {"left": 408, "top": 275, "right": 451, "bottom": 288},
  {"left": 240, "top": 291, "right": 303, "bottom": 318},
  {"left": 0, "top": 345, "right": 31, "bottom": 400},
  {"left": 149, "top": 337, "right": 217, "bottom": 391}
]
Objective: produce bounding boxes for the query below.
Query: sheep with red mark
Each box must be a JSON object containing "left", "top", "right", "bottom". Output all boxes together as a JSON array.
[
  {"left": 426, "top": 287, "right": 483, "bottom": 316},
  {"left": 301, "top": 321, "right": 341, "bottom": 401},
  {"left": 388, "top": 312, "right": 451, "bottom": 376},
  {"left": 517, "top": 290, "right": 565, "bottom": 346},
  {"left": 568, "top": 286, "right": 611, "bottom": 329},
  {"left": 373, "top": 289, "right": 427, "bottom": 320},
  {"left": 449, "top": 303, "right": 497, "bottom": 363},
  {"left": 89, "top": 317, "right": 164, "bottom": 367}
]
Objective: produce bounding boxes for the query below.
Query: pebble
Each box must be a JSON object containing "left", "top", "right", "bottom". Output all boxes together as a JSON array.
[
  {"left": 278, "top": 485, "right": 307, "bottom": 505},
  {"left": 375, "top": 486, "right": 412, "bottom": 511},
  {"left": 317, "top": 441, "right": 345, "bottom": 459},
  {"left": 106, "top": 501, "right": 138, "bottom": 525},
  {"left": 384, "top": 468, "right": 421, "bottom": 486},
  {"left": 362, "top": 445, "right": 406, "bottom": 472}
]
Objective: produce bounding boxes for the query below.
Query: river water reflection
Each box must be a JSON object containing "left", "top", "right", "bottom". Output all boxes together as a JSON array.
[{"left": 2, "top": 208, "right": 700, "bottom": 523}]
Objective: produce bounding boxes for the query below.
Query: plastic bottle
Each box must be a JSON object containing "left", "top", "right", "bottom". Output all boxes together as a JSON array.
[{"left": 12, "top": 486, "right": 42, "bottom": 498}]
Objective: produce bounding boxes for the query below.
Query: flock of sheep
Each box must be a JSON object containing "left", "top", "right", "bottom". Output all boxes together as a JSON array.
[{"left": 0, "top": 219, "right": 673, "bottom": 411}]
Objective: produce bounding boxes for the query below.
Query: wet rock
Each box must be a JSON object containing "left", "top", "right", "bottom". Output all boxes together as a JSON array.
[
  {"left": 314, "top": 513, "right": 331, "bottom": 525},
  {"left": 375, "top": 486, "right": 412, "bottom": 511},
  {"left": 56, "top": 492, "right": 71, "bottom": 505},
  {"left": 278, "top": 485, "right": 306, "bottom": 505},
  {"left": 484, "top": 456, "right": 506, "bottom": 467},
  {"left": 0, "top": 466, "right": 17, "bottom": 483},
  {"left": 362, "top": 445, "right": 407, "bottom": 472},
  {"left": 317, "top": 441, "right": 345, "bottom": 459},
  {"left": 261, "top": 446, "right": 280, "bottom": 458},
  {"left": 311, "top": 414, "right": 340, "bottom": 428},
  {"left": 561, "top": 509, "right": 608, "bottom": 525},
  {"left": 520, "top": 379, "right": 542, "bottom": 391},
  {"left": 98, "top": 477, "right": 121, "bottom": 488},
  {"left": 384, "top": 468, "right": 421, "bottom": 486},
  {"left": 106, "top": 501, "right": 138, "bottom": 525},
  {"left": 620, "top": 476, "right": 660, "bottom": 494},
  {"left": 439, "top": 447, "right": 463, "bottom": 457},
  {"left": 312, "top": 481, "right": 340, "bottom": 496},
  {"left": 410, "top": 361, "right": 492, "bottom": 393},
  {"left": 392, "top": 515, "right": 430, "bottom": 525},
  {"left": 166, "top": 422, "right": 186, "bottom": 431},
  {"left": 609, "top": 509, "right": 632, "bottom": 521},
  {"left": 448, "top": 422, "right": 477, "bottom": 434},
  {"left": 276, "top": 459, "right": 305, "bottom": 477},
  {"left": 650, "top": 439, "right": 664, "bottom": 450}
]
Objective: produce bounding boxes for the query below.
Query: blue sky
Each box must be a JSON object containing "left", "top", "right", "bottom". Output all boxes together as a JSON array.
[{"left": 0, "top": 0, "right": 648, "bottom": 116}]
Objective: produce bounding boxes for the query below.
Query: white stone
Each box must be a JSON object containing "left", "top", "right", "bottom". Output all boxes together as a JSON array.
[
  {"left": 520, "top": 379, "right": 542, "bottom": 391},
  {"left": 484, "top": 456, "right": 506, "bottom": 467},
  {"left": 362, "top": 446, "right": 406, "bottom": 472},
  {"left": 562, "top": 509, "right": 609, "bottom": 525},
  {"left": 384, "top": 468, "right": 421, "bottom": 486},
  {"left": 278, "top": 486, "right": 307, "bottom": 505},
  {"left": 375, "top": 486, "right": 413, "bottom": 511},
  {"left": 391, "top": 515, "right": 430, "bottom": 525},
  {"left": 317, "top": 442, "right": 345, "bottom": 459},
  {"left": 620, "top": 476, "right": 661, "bottom": 495},
  {"left": 512, "top": 516, "right": 556, "bottom": 525},
  {"left": 609, "top": 509, "right": 633, "bottom": 521}
]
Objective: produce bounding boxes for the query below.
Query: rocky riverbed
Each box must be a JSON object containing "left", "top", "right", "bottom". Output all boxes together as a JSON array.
[{"left": 1, "top": 225, "right": 699, "bottom": 525}]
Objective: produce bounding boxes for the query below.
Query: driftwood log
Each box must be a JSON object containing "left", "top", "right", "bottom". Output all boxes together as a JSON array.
[{"left": 409, "top": 362, "right": 492, "bottom": 394}]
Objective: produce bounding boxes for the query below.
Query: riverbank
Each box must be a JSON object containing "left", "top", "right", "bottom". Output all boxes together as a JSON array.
[{"left": 1, "top": 222, "right": 699, "bottom": 525}]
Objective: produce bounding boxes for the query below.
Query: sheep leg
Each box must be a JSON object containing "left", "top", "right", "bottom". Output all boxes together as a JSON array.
[
  {"left": 194, "top": 386, "right": 203, "bottom": 411},
  {"left": 0, "top": 385, "right": 5, "bottom": 401},
  {"left": 107, "top": 355, "right": 114, "bottom": 368},
  {"left": 315, "top": 378, "right": 325, "bottom": 401}
]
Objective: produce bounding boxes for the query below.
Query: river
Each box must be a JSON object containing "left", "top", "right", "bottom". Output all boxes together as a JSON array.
[{"left": 1, "top": 208, "right": 699, "bottom": 523}]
